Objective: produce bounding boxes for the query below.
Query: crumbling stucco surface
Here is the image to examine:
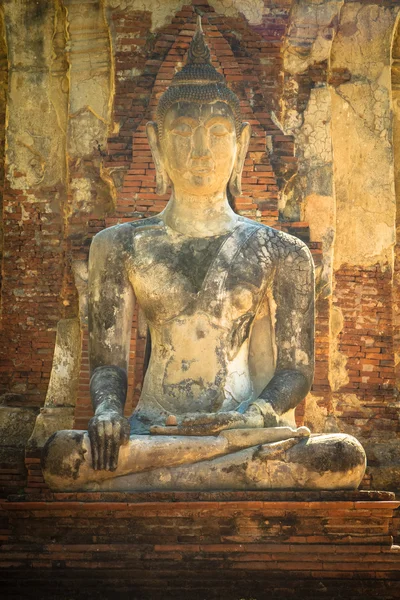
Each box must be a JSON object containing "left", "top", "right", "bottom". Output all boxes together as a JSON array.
[
  {"left": 208, "top": 0, "right": 264, "bottom": 25},
  {"left": 328, "top": 306, "right": 349, "bottom": 392},
  {"left": 392, "top": 20, "right": 400, "bottom": 399},
  {"left": 330, "top": 3, "right": 397, "bottom": 269},
  {"left": 27, "top": 318, "right": 81, "bottom": 449},
  {"left": 284, "top": 87, "right": 335, "bottom": 297},
  {"left": 4, "top": 0, "right": 67, "bottom": 190},
  {"left": 65, "top": 0, "right": 115, "bottom": 215},
  {"left": 41, "top": 319, "right": 81, "bottom": 409},
  {"left": 284, "top": 0, "right": 344, "bottom": 76},
  {"left": 107, "top": 0, "right": 186, "bottom": 32},
  {"left": 281, "top": 0, "right": 344, "bottom": 299}
]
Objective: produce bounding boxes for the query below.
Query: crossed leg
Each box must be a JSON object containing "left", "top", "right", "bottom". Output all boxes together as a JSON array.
[{"left": 42, "top": 428, "right": 366, "bottom": 492}]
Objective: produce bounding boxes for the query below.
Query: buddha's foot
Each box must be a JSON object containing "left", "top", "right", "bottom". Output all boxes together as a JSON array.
[{"left": 42, "top": 429, "right": 366, "bottom": 492}]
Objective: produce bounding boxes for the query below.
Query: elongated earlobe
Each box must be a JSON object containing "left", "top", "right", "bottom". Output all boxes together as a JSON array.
[
  {"left": 229, "top": 122, "right": 251, "bottom": 198},
  {"left": 146, "top": 121, "right": 170, "bottom": 195}
]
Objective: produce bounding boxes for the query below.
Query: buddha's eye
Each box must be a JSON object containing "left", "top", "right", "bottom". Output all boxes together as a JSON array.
[
  {"left": 172, "top": 123, "right": 192, "bottom": 137},
  {"left": 209, "top": 124, "right": 230, "bottom": 137}
]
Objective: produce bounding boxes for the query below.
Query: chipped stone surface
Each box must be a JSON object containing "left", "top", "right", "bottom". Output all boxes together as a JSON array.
[
  {"left": 42, "top": 319, "right": 81, "bottom": 409},
  {"left": 27, "top": 319, "right": 81, "bottom": 449},
  {"left": 0, "top": 406, "right": 37, "bottom": 448},
  {"left": 43, "top": 428, "right": 366, "bottom": 491}
]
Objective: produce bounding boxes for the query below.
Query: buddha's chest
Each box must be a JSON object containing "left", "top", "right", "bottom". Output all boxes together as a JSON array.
[{"left": 128, "top": 226, "right": 275, "bottom": 326}]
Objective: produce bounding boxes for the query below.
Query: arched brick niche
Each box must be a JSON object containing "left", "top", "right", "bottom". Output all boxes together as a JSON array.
[{"left": 73, "top": 3, "right": 298, "bottom": 428}]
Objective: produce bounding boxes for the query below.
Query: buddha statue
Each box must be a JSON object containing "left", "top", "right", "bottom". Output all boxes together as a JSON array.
[{"left": 42, "top": 18, "right": 366, "bottom": 492}]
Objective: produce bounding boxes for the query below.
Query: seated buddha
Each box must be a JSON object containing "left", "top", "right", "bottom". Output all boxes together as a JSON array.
[{"left": 42, "top": 18, "right": 366, "bottom": 492}]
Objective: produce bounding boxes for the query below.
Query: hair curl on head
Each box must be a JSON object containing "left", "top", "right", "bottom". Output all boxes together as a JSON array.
[{"left": 156, "top": 16, "right": 242, "bottom": 138}]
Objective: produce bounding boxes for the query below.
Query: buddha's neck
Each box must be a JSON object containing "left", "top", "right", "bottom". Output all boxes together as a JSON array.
[{"left": 161, "top": 189, "right": 238, "bottom": 238}]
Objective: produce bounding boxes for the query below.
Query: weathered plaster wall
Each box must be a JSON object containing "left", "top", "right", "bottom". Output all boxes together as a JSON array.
[
  {"left": 331, "top": 3, "right": 396, "bottom": 270},
  {"left": 0, "top": 0, "right": 399, "bottom": 493},
  {"left": 329, "top": 4, "right": 399, "bottom": 491},
  {"left": 0, "top": 0, "right": 68, "bottom": 405},
  {"left": 280, "top": 0, "right": 400, "bottom": 491},
  {"left": 392, "top": 16, "right": 400, "bottom": 404}
]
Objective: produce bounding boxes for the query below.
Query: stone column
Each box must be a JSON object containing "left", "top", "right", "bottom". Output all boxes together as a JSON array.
[
  {"left": 27, "top": 319, "right": 81, "bottom": 450},
  {"left": 330, "top": 3, "right": 397, "bottom": 273},
  {"left": 392, "top": 17, "right": 400, "bottom": 405},
  {"left": 1, "top": 1, "right": 74, "bottom": 454},
  {"left": 329, "top": 3, "right": 399, "bottom": 489},
  {"left": 281, "top": 0, "right": 344, "bottom": 430},
  {"left": 62, "top": 0, "right": 115, "bottom": 429}
]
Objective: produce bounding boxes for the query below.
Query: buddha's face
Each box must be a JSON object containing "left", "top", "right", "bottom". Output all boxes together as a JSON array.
[{"left": 160, "top": 101, "right": 238, "bottom": 196}]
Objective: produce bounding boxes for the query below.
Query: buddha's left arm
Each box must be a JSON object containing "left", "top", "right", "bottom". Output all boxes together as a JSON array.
[{"left": 251, "top": 237, "right": 315, "bottom": 419}]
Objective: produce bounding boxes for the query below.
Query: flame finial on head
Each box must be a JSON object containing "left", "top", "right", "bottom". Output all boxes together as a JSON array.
[
  {"left": 170, "top": 15, "right": 224, "bottom": 86},
  {"left": 156, "top": 14, "right": 242, "bottom": 136},
  {"left": 187, "top": 15, "right": 210, "bottom": 65}
]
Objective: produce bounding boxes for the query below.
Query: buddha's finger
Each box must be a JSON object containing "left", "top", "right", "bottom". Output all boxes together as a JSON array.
[
  {"left": 110, "top": 421, "right": 121, "bottom": 471},
  {"left": 104, "top": 421, "right": 113, "bottom": 471},
  {"left": 150, "top": 425, "right": 201, "bottom": 436},
  {"left": 150, "top": 425, "right": 180, "bottom": 435},
  {"left": 183, "top": 412, "right": 222, "bottom": 425},
  {"left": 95, "top": 422, "right": 104, "bottom": 470},
  {"left": 96, "top": 423, "right": 105, "bottom": 470},
  {"left": 121, "top": 419, "right": 131, "bottom": 445},
  {"left": 151, "top": 423, "right": 222, "bottom": 436},
  {"left": 89, "top": 427, "right": 99, "bottom": 470}
]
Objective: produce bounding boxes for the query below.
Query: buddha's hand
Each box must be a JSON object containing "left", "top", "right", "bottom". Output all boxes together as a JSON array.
[
  {"left": 150, "top": 405, "right": 264, "bottom": 436},
  {"left": 88, "top": 410, "right": 131, "bottom": 471}
]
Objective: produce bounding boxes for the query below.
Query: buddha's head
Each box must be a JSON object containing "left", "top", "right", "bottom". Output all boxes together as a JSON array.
[{"left": 147, "top": 16, "right": 251, "bottom": 198}]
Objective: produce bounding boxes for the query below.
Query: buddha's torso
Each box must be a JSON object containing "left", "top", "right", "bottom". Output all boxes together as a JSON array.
[{"left": 121, "top": 216, "right": 279, "bottom": 432}]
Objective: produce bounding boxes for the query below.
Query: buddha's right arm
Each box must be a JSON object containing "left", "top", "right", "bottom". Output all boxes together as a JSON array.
[{"left": 87, "top": 227, "right": 135, "bottom": 469}]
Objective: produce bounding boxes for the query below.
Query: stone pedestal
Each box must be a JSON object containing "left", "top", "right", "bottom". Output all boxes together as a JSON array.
[{"left": 0, "top": 491, "right": 399, "bottom": 599}]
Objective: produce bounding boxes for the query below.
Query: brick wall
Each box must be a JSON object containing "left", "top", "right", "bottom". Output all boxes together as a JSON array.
[{"left": 1, "top": 491, "right": 399, "bottom": 599}]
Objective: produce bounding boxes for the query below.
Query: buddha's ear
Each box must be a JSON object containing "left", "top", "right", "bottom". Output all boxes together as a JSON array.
[
  {"left": 229, "top": 122, "right": 251, "bottom": 198},
  {"left": 146, "top": 121, "right": 170, "bottom": 195}
]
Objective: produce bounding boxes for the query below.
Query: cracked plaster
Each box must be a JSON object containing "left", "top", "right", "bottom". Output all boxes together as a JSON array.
[
  {"left": 208, "top": 0, "right": 264, "bottom": 25},
  {"left": 282, "top": 85, "right": 335, "bottom": 298},
  {"left": 329, "top": 306, "right": 349, "bottom": 392},
  {"left": 65, "top": 0, "right": 114, "bottom": 211},
  {"left": 330, "top": 2, "right": 398, "bottom": 269},
  {"left": 106, "top": 0, "right": 186, "bottom": 32},
  {"left": 284, "top": 0, "right": 344, "bottom": 76},
  {"left": 4, "top": 1, "right": 67, "bottom": 190},
  {"left": 106, "top": 0, "right": 265, "bottom": 31}
]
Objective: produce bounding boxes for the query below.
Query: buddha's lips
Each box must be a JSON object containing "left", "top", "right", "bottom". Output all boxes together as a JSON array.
[{"left": 190, "top": 164, "right": 214, "bottom": 174}]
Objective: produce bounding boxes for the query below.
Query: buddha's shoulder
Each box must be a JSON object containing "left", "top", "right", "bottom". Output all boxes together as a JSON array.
[
  {"left": 238, "top": 217, "right": 312, "bottom": 263},
  {"left": 91, "top": 216, "right": 164, "bottom": 247}
]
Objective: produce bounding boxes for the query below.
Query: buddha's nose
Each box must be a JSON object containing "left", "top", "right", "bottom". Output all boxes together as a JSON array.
[{"left": 191, "top": 126, "right": 211, "bottom": 159}]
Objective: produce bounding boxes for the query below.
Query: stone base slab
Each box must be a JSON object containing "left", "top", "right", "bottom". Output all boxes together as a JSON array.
[{"left": 0, "top": 491, "right": 399, "bottom": 599}]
